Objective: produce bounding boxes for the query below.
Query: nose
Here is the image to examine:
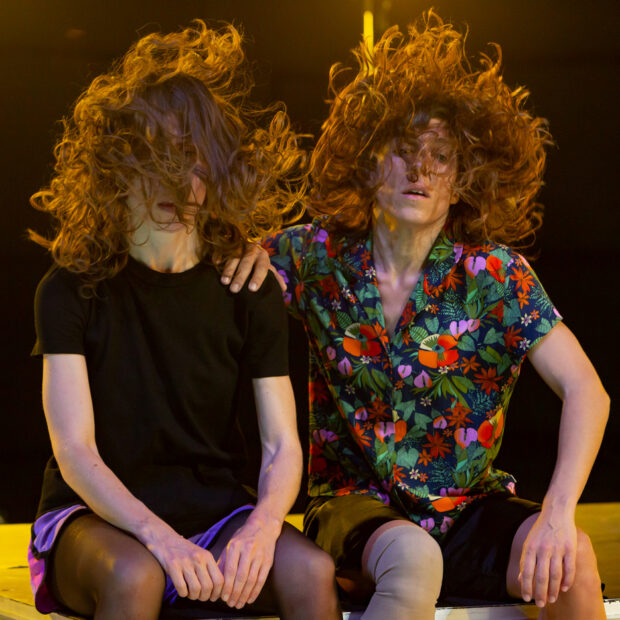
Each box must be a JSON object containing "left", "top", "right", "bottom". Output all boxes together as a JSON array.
[{"left": 406, "top": 161, "right": 421, "bottom": 182}]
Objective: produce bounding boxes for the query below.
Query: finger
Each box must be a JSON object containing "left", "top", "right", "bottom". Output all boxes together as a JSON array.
[
  {"left": 193, "top": 555, "right": 214, "bottom": 602},
  {"left": 169, "top": 565, "right": 189, "bottom": 599},
  {"left": 247, "top": 561, "right": 272, "bottom": 604},
  {"left": 533, "top": 553, "right": 551, "bottom": 608},
  {"left": 235, "top": 560, "right": 261, "bottom": 608},
  {"left": 561, "top": 547, "right": 577, "bottom": 593},
  {"left": 547, "top": 552, "right": 564, "bottom": 604},
  {"left": 247, "top": 250, "right": 272, "bottom": 292},
  {"left": 519, "top": 547, "right": 536, "bottom": 602},
  {"left": 181, "top": 565, "right": 202, "bottom": 600},
  {"left": 268, "top": 264, "right": 287, "bottom": 292},
  {"left": 220, "top": 258, "right": 240, "bottom": 285},
  {"left": 228, "top": 550, "right": 252, "bottom": 607},
  {"left": 206, "top": 555, "right": 225, "bottom": 602},
  {"left": 220, "top": 543, "right": 240, "bottom": 603},
  {"left": 232, "top": 248, "right": 264, "bottom": 293}
]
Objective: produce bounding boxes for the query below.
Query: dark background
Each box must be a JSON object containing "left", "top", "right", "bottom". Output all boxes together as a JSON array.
[{"left": 0, "top": 0, "right": 618, "bottom": 521}]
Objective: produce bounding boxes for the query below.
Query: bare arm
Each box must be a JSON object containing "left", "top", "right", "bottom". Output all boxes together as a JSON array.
[
  {"left": 42, "top": 354, "right": 224, "bottom": 601},
  {"left": 218, "top": 375, "right": 302, "bottom": 608},
  {"left": 518, "top": 322, "right": 609, "bottom": 606}
]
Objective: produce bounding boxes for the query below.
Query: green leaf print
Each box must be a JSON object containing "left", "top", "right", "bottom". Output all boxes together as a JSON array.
[
  {"left": 425, "top": 316, "right": 439, "bottom": 332},
  {"left": 409, "top": 326, "right": 428, "bottom": 343},
  {"left": 479, "top": 346, "right": 502, "bottom": 364},
  {"left": 458, "top": 333, "right": 477, "bottom": 352},
  {"left": 397, "top": 447, "right": 420, "bottom": 469},
  {"left": 414, "top": 412, "right": 432, "bottom": 429}
]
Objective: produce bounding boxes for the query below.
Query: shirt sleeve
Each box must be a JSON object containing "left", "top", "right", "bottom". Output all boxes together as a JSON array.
[
  {"left": 502, "top": 252, "right": 563, "bottom": 355},
  {"left": 261, "top": 223, "right": 314, "bottom": 320},
  {"left": 32, "top": 267, "right": 90, "bottom": 356},
  {"left": 243, "top": 271, "right": 290, "bottom": 378}
]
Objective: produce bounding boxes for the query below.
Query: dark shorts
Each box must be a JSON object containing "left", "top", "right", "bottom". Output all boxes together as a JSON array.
[{"left": 304, "top": 493, "right": 541, "bottom": 603}]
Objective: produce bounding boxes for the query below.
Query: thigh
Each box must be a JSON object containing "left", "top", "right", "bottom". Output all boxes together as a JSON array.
[
  {"left": 440, "top": 495, "right": 541, "bottom": 603},
  {"left": 49, "top": 512, "right": 165, "bottom": 616}
]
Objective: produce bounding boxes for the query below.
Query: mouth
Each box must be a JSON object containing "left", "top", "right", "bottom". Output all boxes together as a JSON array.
[
  {"left": 403, "top": 188, "right": 428, "bottom": 198},
  {"left": 157, "top": 202, "right": 177, "bottom": 212}
]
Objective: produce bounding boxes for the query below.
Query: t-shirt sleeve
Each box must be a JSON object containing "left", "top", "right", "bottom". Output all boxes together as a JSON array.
[
  {"left": 261, "top": 224, "right": 313, "bottom": 320},
  {"left": 502, "top": 252, "right": 562, "bottom": 356},
  {"left": 32, "top": 267, "right": 89, "bottom": 356},
  {"left": 243, "top": 271, "right": 289, "bottom": 378}
]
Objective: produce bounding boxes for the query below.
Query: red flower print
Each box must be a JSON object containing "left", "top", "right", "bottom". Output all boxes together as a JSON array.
[
  {"left": 474, "top": 367, "right": 501, "bottom": 395},
  {"left": 423, "top": 432, "right": 451, "bottom": 458},
  {"left": 309, "top": 379, "right": 331, "bottom": 404},
  {"left": 486, "top": 255, "right": 504, "bottom": 283},
  {"left": 445, "top": 402, "right": 473, "bottom": 428},
  {"left": 343, "top": 323, "right": 383, "bottom": 357},
  {"left": 478, "top": 419, "right": 495, "bottom": 448},
  {"left": 368, "top": 398, "right": 391, "bottom": 420},
  {"left": 444, "top": 265, "right": 464, "bottom": 290},
  {"left": 352, "top": 422, "right": 372, "bottom": 447},
  {"left": 320, "top": 275, "right": 340, "bottom": 300},
  {"left": 489, "top": 300, "right": 504, "bottom": 321},
  {"left": 419, "top": 334, "right": 459, "bottom": 368},
  {"left": 393, "top": 465, "right": 407, "bottom": 483},
  {"left": 503, "top": 325, "right": 523, "bottom": 349},
  {"left": 510, "top": 266, "right": 535, "bottom": 294}
]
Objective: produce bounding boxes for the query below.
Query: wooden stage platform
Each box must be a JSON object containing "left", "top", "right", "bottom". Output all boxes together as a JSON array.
[{"left": 1, "top": 504, "right": 618, "bottom": 619}]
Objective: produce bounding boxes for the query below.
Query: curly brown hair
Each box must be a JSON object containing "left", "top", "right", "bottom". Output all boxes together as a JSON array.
[
  {"left": 30, "top": 20, "right": 307, "bottom": 294},
  {"left": 309, "top": 10, "right": 552, "bottom": 248}
]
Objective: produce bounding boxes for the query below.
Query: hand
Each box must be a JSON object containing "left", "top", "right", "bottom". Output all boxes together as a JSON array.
[
  {"left": 217, "top": 513, "right": 280, "bottom": 608},
  {"left": 518, "top": 512, "right": 577, "bottom": 607},
  {"left": 144, "top": 528, "right": 224, "bottom": 602},
  {"left": 220, "top": 243, "right": 286, "bottom": 293}
]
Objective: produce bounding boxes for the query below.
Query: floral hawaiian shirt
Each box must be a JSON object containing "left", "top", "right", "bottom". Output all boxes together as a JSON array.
[{"left": 264, "top": 219, "right": 562, "bottom": 540}]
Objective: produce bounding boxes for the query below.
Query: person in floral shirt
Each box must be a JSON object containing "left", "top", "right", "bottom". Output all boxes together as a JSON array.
[{"left": 224, "top": 11, "right": 608, "bottom": 620}]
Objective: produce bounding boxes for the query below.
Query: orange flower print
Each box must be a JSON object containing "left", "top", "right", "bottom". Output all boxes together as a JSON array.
[
  {"left": 474, "top": 367, "right": 501, "bottom": 395},
  {"left": 418, "top": 334, "right": 459, "bottom": 368},
  {"left": 395, "top": 419, "right": 408, "bottom": 442},
  {"left": 461, "top": 355, "right": 480, "bottom": 374},
  {"left": 343, "top": 323, "right": 383, "bottom": 357},
  {"left": 418, "top": 449, "right": 433, "bottom": 466},
  {"left": 517, "top": 290, "right": 530, "bottom": 309}
]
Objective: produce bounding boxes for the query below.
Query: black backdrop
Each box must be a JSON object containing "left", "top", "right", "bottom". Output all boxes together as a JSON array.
[{"left": 0, "top": 0, "right": 618, "bottom": 521}]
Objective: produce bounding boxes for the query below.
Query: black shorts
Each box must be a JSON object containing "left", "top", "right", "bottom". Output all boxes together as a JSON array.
[{"left": 304, "top": 493, "right": 541, "bottom": 603}]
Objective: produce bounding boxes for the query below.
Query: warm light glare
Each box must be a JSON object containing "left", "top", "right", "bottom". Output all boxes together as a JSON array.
[{"left": 363, "top": 9, "right": 374, "bottom": 50}]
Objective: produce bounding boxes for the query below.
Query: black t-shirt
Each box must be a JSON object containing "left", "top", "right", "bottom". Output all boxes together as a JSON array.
[{"left": 32, "top": 257, "right": 288, "bottom": 536}]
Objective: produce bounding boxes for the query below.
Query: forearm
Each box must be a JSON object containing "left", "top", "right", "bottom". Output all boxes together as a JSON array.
[
  {"left": 55, "top": 442, "right": 175, "bottom": 545},
  {"left": 249, "top": 441, "right": 302, "bottom": 531},
  {"left": 542, "top": 381, "right": 609, "bottom": 514}
]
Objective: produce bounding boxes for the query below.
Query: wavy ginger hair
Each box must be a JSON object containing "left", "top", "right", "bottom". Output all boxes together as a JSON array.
[
  {"left": 309, "top": 11, "right": 552, "bottom": 248},
  {"left": 30, "top": 20, "right": 306, "bottom": 294}
]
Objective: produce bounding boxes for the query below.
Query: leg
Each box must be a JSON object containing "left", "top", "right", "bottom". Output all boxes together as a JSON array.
[
  {"left": 208, "top": 512, "right": 340, "bottom": 620},
  {"left": 49, "top": 513, "right": 165, "bottom": 620},
  {"left": 506, "top": 513, "right": 605, "bottom": 620},
  {"left": 360, "top": 520, "right": 443, "bottom": 620}
]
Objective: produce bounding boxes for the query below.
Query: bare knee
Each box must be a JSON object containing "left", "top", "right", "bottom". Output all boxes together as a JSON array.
[
  {"left": 570, "top": 529, "right": 602, "bottom": 594},
  {"left": 366, "top": 523, "right": 443, "bottom": 601},
  {"left": 107, "top": 550, "right": 164, "bottom": 596}
]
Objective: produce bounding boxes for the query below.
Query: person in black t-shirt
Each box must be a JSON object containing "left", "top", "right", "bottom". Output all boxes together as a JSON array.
[{"left": 28, "top": 20, "right": 340, "bottom": 620}]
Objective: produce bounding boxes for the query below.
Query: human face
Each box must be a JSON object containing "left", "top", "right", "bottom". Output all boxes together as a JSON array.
[
  {"left": 127, "top": 157, "right": 207, "bottom": 236},
  {"left": 373, "top": 119, "right": 458, "bottom": 231}
]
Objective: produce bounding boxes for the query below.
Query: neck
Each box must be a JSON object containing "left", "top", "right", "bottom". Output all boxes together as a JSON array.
[
  {"left": 372, "top": 210, "right": 444, "bottom": 279},
  {"left": 129, "top": 228, "right": 200, "bottom": 273}
]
